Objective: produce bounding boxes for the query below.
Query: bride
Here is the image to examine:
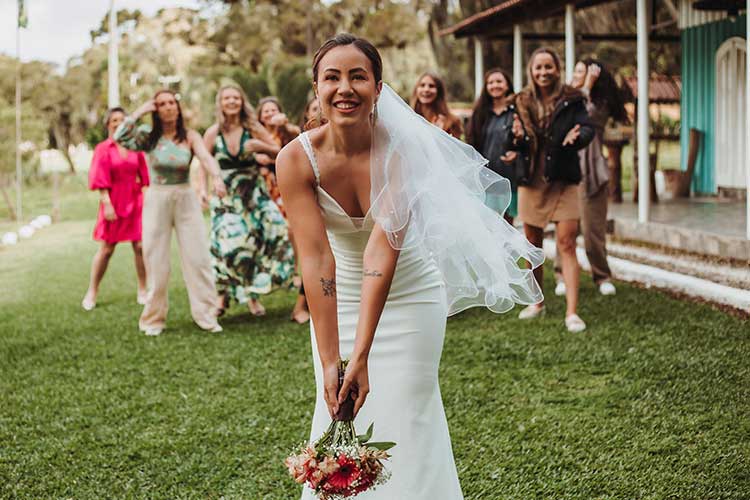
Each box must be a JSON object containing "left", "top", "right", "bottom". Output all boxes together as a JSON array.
[{"left": 277, "top": 34, "right": 544, "bottom": 499}]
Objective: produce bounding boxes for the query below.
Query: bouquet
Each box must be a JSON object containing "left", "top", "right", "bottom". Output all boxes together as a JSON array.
[{"left": 286, "top": 360, "right": 395, "bottom": 499}]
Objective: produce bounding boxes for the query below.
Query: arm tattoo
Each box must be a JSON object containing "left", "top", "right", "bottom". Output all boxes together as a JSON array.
[
  {"left": 320, "top": 277, "right": 336, "bottom": 297},
  {"left": 363, "top": 268, "right": 383, "bottom": 278}
]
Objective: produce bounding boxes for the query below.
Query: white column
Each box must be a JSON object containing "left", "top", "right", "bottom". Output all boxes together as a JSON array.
[
  {"left": 15, "top": 24, "right": 22, "bottom": 224},
  {"left": 746, "top": 0, "right": 749, "bottom": 239},
  {"left": 513, "top": 24, "right": 523, "bottom": 92},
  {"left": 108, "top": 0, "right": 120, "bottom": 108},
  {"left": 565, "top": 3, "right": 575, "bottom": 82},
  {"left": 637, "top": 0, "right": 650, "bottom": 223},
  {"left": 474, "top": 37, "right": 484, "bottom": 100}
]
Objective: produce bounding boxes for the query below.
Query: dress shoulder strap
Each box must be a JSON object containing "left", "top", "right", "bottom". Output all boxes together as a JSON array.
[{"left": 298, "top": 132, "right": 321, "bottom": 186}]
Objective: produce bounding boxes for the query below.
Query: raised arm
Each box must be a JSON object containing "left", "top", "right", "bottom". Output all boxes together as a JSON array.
[
  {"left": 276, "top": 140, "right": 341, "bottom": 418},
  {"left": 113, "top": 100, "right": 155, "bottom": 151},
  {"left": 189, "top": 129, "right": 226, "bottom": 198},
  {"left": 339, "top": 223, "right": 400, "bottom": 416}
]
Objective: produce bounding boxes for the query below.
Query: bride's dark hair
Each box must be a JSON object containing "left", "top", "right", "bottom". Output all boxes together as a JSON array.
[{"left": 312, "top": 33, "right": 383, "bottom": 84}]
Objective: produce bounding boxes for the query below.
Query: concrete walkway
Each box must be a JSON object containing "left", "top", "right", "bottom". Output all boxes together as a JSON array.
[{"left": 608, "top": 196, "right": 749, "bottom": 261}]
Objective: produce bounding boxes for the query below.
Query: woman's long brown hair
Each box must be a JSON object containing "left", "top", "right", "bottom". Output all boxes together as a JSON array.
[
  {"left": 468, "top": 68, "right": 514, "bottom": 151},
  {"left": 410, "top": 71, "right": 456, "bottom": 123},
  {"left": 146, "top": 89, "right": 187, "bottom": 151}
]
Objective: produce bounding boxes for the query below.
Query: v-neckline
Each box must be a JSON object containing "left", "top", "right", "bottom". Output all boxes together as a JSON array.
[
  {"left": 220, "top": 129, "right": 246, "bottom": 159},
  {"left": 317, "top": 186, "right": 371, "bottom": 221},
  {"left": 112, "top": 141, "right": 131, "bottom": 161}
]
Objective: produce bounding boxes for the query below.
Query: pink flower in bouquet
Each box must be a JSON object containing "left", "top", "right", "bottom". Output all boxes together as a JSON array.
[
  {"left": 318, "top": 455, "right": 340, "bottom": 475},
  {"left": 309, "top": 468, "right": 325, "bottom": 489},
  {"left": 326, "top": 455, "right": 361, "bottom": 490},
  {"left": 284, "top": 455, "right": 308, "bottom": 484}
]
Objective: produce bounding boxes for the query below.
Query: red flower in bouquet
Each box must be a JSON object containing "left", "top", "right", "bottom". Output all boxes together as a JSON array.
[{"left": 326, "top": 455, "right": 361, "bottom": 490}]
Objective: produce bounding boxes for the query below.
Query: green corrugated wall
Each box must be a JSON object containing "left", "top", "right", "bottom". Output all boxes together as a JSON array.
[{"left": 680, "top": 15, "right": 746, "bottom": 195}]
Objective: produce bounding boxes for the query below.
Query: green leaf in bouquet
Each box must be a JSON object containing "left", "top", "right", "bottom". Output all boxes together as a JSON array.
[
  {"left": 366, "top": 441, "right": 397, "bottom": 451},
  {"left": 357, "top": 423, "right": 374, "bottom": 444}
]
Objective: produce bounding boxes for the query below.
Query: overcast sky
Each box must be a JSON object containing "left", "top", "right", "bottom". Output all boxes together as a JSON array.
[{"left": 0, "top": 1, "right": 204, "bottom": 67}]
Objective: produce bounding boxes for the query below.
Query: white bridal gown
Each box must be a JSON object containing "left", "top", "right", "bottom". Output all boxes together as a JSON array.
[{"left": 299, "top": 132, "right": 464, "bottom": 500}]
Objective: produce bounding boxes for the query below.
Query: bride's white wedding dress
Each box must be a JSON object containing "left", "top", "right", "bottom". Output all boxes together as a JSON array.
[{"left": 298, "top": 131, "right": 464, "bottom": 500}]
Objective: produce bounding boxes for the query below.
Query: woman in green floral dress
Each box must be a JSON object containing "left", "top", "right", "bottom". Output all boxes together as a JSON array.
[{"left": 203, "top": 85, "right": 296, "bottom": 316}]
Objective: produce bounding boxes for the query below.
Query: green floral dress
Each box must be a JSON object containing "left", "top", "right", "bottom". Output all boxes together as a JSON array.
[{"left": 210, "top": 128, "right": 295, "bottom": 304}]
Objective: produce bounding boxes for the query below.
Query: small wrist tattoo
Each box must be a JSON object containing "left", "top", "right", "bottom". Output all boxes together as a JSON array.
[
  {"left": 363, "top": 269, "right": 383, "bottom": 277},
  {"left": 320, "top": 277, "right": 336, "bottom": 296}
]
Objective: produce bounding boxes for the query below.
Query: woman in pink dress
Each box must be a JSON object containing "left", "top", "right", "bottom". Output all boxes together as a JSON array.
[{"left": 82, "top": 107, "right": 150, "bottom": 310}]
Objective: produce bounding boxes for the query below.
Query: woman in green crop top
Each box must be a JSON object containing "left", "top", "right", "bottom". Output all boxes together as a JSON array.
[
  {"left": 115, "top": 89, "right": 226, "bottom": 336},
  {"left": 203, "top": 85, "right": 298, "bottom": 319}
]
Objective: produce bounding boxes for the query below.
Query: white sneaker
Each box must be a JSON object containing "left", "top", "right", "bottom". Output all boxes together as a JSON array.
[
  {"left": 554, "top": 281, "right": 567, "bottom": 296},
  {"left": 209, "top": 325, "right": 223, "bottom": 333},
  {"left": 143, "top": 327, "right": 162, "bottom": 336},
  {"left": 81, "top": 298, "right": 96, "bottom": 311},
  {"left": 518, "top": 304, "right": 545, "bottom": 319},
  {"left": 565, "top": 314, "right": 586, "bottom": 333},
  {"left": 137, "top": 291, "right": 148, "bottom": 305},
  {"left": 599, "top": 281, "right": 616, "bottom": 296}
]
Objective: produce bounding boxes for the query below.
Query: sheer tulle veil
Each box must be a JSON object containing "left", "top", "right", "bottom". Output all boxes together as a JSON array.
[{"left": 369, "top": 83, "right": 544, "bottom": 315}]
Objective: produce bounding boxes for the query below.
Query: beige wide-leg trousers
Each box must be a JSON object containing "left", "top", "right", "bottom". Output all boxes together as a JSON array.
[{"left": 139, "top": 185, "right": 219, "bottom": 331}]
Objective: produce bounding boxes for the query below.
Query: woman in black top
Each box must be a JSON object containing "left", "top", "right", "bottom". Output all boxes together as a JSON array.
[{"left": 468, "top": 68, "right": 524, "bottom": 225}]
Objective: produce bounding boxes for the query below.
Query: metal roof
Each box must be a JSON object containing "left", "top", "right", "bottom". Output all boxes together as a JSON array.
[
  {"left": 439, "top": 0, "right": 620, "bottom": 38},
  {"left": 624, "top": 75, "right": 682, "bottom": 104}
]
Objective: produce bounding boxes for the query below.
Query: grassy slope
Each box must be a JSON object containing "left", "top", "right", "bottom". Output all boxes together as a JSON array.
[{"left": 0, "top": 183, "right": 748, "bottom": 499}]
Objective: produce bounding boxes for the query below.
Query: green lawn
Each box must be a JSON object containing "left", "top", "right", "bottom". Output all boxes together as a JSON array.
[{"left": 1, "top": 180, "right": 748, "bottom": 499}]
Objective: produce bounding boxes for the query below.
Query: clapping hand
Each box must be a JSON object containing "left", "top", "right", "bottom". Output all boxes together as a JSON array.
[
  {"left": 500, "top": 151, "right": 518, "bottom": 164},
  {"left": 255, "top": 153, "right": 274, "bottom": 166},
  {"left": 270, "top": 113, "right": 289, "bottom": 127},
  {"left": 511, "top": 113, "right": 524, "bottom": 140},
  {"left": 562, "top": 124, "right": 581, "bottom": 146}
]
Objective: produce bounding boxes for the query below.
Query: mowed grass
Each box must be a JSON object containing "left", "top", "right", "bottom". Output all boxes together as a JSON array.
[{"left": 1, "top": 183, "right": 749, "bottom": 499}]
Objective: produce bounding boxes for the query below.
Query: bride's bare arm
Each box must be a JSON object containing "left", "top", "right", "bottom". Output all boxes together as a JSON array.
[
  {"left": 340, "top": 224, "right": 400, "bottom": 416},
  {"left": 276, "top": 141, "right": 342, "bottom": 417}
]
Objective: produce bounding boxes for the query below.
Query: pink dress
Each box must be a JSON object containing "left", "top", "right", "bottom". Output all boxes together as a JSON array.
[{"left": 89, "top": 138, "right": 150, "bottom": 243}]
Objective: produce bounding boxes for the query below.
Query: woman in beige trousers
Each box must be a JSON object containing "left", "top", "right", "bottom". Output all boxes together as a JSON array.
[{"left": 115, "top": 89, "right": 227, "bottom": 336}]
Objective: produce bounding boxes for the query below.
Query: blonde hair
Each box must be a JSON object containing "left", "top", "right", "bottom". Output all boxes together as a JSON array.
[{"left": 215, "top": 85, "right": 264, "bottom": 135}]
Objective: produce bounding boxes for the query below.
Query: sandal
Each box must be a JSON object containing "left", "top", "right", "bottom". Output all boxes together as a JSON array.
[{"left": 248, "top": 299, "right": 266, "bottom": 317}]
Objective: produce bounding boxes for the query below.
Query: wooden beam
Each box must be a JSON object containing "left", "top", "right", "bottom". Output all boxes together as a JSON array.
[{"left": 485, "top": 32, "right": 681, "bottom": 43}]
